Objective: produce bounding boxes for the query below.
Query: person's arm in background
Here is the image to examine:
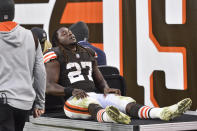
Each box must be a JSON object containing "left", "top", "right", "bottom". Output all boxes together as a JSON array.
[
  {"left": 33, "top": 43, "right": 46, "bottom": 118},
  {"left": 96, "top": 49, "right": 107, "bottom": 65}
]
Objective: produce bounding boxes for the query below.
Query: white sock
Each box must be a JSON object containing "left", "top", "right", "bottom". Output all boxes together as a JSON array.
[
  {"left": 102, "top": 111, "right": 114, "bottom": 123},
  {"left": 138, "top": 106, "right": 163, "bottom": 119},
  {"left": 149, "top": 108, "right": 163, "bottom": 119},
  {"left": 149, "top": 103, "right": 179, "bottom": 119},
  {"left": 96, "top": 109, "right": 105, "bottom": 122},
  {"left": 97, "top": 109, "right": 114, "bottom": 123},
  {"left": 138, "top": 106, "right": 152, "bottom": 119}
]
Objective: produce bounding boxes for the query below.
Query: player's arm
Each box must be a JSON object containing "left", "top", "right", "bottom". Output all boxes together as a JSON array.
[
  {"left": 45, "top": 60, "right": 65, "bottom": 96},
  {"left": 92, "top": 61, "right": 108, "bottom": 92},
  {"left": 92, "top": 63, "right": 121, "bottom": 96},
  {"left": 89, "top": 50, "right": 120, "bottom": 96},
  {"left": 86, "top": 47, "right": 109, "bottom": 92},
  {"left": 43, "top": 50, "right": 70, "bottom": 96},
  {"left": 86, "top": 47, "right": 120, "bottom": 95}
]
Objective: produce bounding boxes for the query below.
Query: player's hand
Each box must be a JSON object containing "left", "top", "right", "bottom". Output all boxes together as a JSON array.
[
  {"left": 72, "top": 89, "right": 89, "bottom": 99},
  {"left": 33, "top": 108, "right": 45, "bottom": 118},
  {"left": 104, "top": 88, "right": 121, "bottom": 97}
]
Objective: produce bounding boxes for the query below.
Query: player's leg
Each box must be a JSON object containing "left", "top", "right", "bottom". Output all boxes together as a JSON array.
[
  {"left": 101, "top": 94, "right": 192, "bottom": 121},
  {"left": 64, "top": 96, "right": 98, "bottom": 119},
  {"left": 64, "top": 94, "right": 130, "bottom": 124},
  {"left": 99, "top": 94, "right": 136, "bottom": 113},
  {"left": 88, "top": 103, "right": 131, "bottom": 124},
  {"left": 64, "top": 95, "right": 114, "bottom": 123},
  {"left": 88, "top": 93, "right": 131, "bottom": 124},
  {"left": 126, "top": 98, "right": 192, "bottom": 121}
]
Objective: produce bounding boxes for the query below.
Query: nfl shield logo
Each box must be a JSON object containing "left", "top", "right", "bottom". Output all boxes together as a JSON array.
[{"left": 76, "top": 54, "right": 80, "bottom": 59}]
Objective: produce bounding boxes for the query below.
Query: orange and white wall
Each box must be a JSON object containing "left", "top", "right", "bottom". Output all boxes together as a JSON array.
[{"left": 13, "top": 0, "right": 197, "bottom": 110}]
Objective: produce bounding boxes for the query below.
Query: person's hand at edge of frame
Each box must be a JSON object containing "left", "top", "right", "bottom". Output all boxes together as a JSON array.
[{"left": 33, "top": 108, "right": 45, "bottom": 118}]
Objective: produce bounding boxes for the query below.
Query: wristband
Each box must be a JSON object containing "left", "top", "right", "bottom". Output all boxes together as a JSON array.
[{"left": 64, "top": 87, "right": 74, "bottom": 97}]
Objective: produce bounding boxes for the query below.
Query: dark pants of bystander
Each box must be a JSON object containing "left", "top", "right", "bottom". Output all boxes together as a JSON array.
[{"left": 0, "top": 102, "right": 29, "bottom": 131}]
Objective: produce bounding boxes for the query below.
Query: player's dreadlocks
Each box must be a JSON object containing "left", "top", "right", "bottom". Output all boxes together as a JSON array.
[
  {"left": 51, "top": 29, "right": 58, "bottom": 47},
  {"left": 52, "top": 29, "right": 69, "bottom": 62}
]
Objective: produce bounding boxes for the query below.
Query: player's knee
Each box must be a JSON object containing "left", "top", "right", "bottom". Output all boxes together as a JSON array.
[
  {"left": 85, "top": 97, "right": 100, "bottom": 106},
  {"left": 67, "top": 96, "right": 100, "bottom": 108}
]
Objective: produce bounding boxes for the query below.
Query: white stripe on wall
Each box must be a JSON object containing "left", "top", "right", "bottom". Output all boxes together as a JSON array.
[
  {"left": 165, "top": 0, "right": 184, "bottom": 24},
  {"left": 103, "top": 0, "right": 120, "bottom": 70}
]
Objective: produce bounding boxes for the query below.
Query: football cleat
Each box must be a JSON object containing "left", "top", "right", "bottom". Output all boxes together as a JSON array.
[
  {"left": 160, "top": 98, "right": 192, "bottom": 121},
  {"left": 105, "top": 106, "right": 131, "bottom": 124}
]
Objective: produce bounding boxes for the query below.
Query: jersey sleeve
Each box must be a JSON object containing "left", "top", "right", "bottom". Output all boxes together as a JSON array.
[{"left": 43, "top": 50, "right": 57, "bottom": 64}]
